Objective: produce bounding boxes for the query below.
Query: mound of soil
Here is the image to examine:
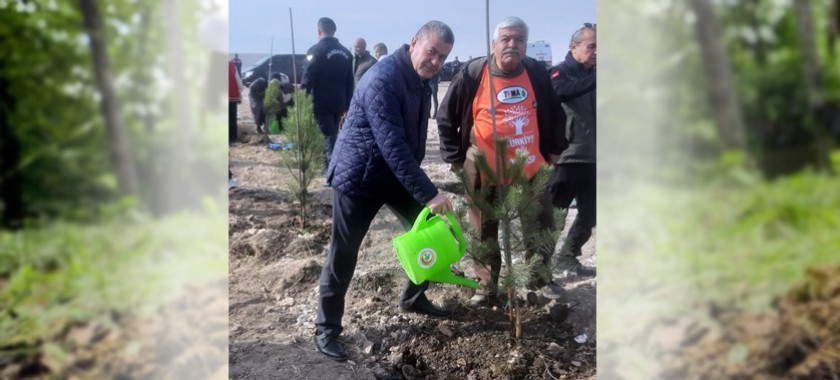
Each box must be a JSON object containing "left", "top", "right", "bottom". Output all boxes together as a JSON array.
[{"left": 664, "top": 265, "right": 840, "bottom": 379}]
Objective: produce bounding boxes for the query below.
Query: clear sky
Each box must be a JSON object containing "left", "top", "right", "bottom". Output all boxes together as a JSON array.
[{"left": 229, "top": 0, "right": 595, "bottom": 66}]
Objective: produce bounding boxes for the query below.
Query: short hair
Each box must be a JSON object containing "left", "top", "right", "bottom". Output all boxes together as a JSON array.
[
  {"left": 373, "top": 43, "right": 387, "bottom": 54},
  {"left": 493, "top": 17, "right": 528, "bottom": 41},
  {"left": 353, "top": 38, "right": 366, "bottom": 49},
  {"left": 570, "top": 24, "right": 596, "bottom": 45},
  {"left": 414, "top": 20, "right": 454, "bottom": 45},
  {"left": 318, "top": 17, "right": 337, "bottom": 36}
]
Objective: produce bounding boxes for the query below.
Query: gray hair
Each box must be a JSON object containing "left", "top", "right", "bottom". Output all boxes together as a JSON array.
[
  {"left": 570, "top": 24, "right": 596, "bottom": 45},
  {"left": 415, "top": 20, "right": 455, "bottom": 45},
  {"left": 318, "top": 17, "right": 336, "bottom": 36},
  {"left": 372, "top": 42, "right": 388, "bottom": 54},
  {"left": 493, "top": 17, "right": 529, "bottom": 41}
]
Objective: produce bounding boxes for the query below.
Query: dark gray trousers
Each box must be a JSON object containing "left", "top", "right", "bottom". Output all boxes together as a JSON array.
[{"left": 315, "top": 187, "right": 429, "bottom": 337}]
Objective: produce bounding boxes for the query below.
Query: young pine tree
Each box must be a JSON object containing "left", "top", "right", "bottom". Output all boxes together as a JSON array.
[
  {"left": 279, "top": 90, "right": 323, "bottom": 229},
  {"left": 455, "top": 138, "right": 558, "bottom": 337}
]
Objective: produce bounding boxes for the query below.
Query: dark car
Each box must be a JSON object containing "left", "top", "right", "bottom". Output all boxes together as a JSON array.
[
  {"left": 241, "top": 54, "right": 308, "bottom": 86},
  {"left": 439, "top": 62, "right": 456, "bottom": 82}
]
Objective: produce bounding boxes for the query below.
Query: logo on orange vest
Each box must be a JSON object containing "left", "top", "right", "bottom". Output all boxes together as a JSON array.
[
  {"left": 496, "top": 86, "right": 528, "bottom": 104},
  {"left": 418, "top": 248, "right": 437, "bottom": 269}
]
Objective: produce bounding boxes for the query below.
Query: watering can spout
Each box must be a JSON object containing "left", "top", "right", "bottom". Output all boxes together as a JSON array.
[{"left": 429, "top": 271, "right": 480, "bottom": 289}]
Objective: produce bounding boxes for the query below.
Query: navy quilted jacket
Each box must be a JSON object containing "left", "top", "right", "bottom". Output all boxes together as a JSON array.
[{"left": 326, "top": 45, "right": 438, "bottom": 204}]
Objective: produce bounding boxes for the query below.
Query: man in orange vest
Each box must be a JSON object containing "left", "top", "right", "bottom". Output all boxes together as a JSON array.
[{"left": 437, "top": 17, "right": 566, "bottom": 306}]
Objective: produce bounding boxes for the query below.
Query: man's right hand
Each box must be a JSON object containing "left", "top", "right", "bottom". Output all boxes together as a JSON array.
[
  {"left": 426, "top": 192, "right": 452, "bottom": 215},
  {"left": 449, "top": 162, "right": 464, "bottom": 172}
]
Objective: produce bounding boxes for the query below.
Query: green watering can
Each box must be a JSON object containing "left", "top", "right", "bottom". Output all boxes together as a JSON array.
[
  {"left": 268, "top": 119, "right": 281, "bottom": 134},
  {"left": 393, "top": 208, "right": 480, "bottom": 289}
]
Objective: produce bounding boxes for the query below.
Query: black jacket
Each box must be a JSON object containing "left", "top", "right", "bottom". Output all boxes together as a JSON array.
[
  {"left": 353, "top": 52, "right": 377, "bottom": 85},
  {"left": 550, "top": 51, "right": 596, "bottom": 164},
  {"left": 248, "top": 78, "right": 267, "bottom": 126},
  {"left": 436, "top": 56, "right": 566, "bottom": 165},
  {"left": 301, "top": 36, "right": 354, "bottom": 115}
]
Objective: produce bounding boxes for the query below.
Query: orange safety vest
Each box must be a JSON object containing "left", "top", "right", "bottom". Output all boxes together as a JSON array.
[{"left": 472, "top": 66, "right": 545, "bottom": 182}]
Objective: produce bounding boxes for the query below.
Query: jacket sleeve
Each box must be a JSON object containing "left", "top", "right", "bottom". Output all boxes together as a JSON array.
[
  {"left": 436, "top": 70, "right": 467, "bottom": 164},
  {"left": 550, "top": 66, "right": 596, "bottom": 102},
  {"left": 533, "top": 63, "right": 567, "bottom": 157},
  {"left": 365, "top": 78, "right": 438, "bottom": 204},
  {"left": 301, "top": 47, "right": 317, "bottom": 94}
]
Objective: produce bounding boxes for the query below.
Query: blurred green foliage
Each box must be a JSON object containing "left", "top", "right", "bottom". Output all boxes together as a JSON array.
[
  {"left": 0, "top": 208, "right": 227, "bottom": 361},
  {"left": 0, "top": 0, "right": 226, "bottom": 226},
  {"left": 606, "top": 153, "right": 840, "bottom": 313},
  {"left": 0, "top": 0, "right": 228, "bottom": 375}
]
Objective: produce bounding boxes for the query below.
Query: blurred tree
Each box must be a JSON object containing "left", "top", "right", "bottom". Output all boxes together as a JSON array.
[
  {"left": 689, "top": 0, "right": 839, "bottom": 177},
  {"left": 78, "top": 0, "right": 139, "bottom": 197},
  {"left": 0, "top": 60, "right": 24, "bottom": 229},
  {"left": 689, "top": 0, "right": 746, "bottom": 150},
  {"left": 0, "top": 0, "right": 224, "bottom": 226}
]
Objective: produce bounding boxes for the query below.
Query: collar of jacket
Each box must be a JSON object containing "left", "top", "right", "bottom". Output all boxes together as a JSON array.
[
  {"left": 563, "top": 51, "right": 593, "bottom": 75},
  {"left": 394, "top": 44, "right": 426, "bottom": 91},
  {"left": 487, "top": 55, "right": 525, "bottom": 78}
]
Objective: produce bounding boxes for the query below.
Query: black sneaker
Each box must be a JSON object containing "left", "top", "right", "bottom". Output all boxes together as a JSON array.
[
  {"left": 400, "top": 297, "right": 451, "bottom": 318},
  {"left": 569, "top": 263, "right": 596, "bottom": 277},
  {"left": 313, "top": 332, "right": 348, "bottom": 361}
]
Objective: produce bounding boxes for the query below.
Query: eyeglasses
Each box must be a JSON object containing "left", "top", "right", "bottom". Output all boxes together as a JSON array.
[{"left": 582, "top": 23, "right": 596, "bottom": 29}]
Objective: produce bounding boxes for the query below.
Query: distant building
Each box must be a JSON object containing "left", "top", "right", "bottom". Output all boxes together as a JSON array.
[{"left": 526, "top": 41, "right": 552, "bottom": 66}]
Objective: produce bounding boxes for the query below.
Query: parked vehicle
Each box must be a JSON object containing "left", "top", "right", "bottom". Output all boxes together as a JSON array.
[
  {"left": 526, "top": 40, "right": 552, "bottom": 67},
  {"left": 241, "top": 54, "right": 308, "bottom": 86},
  {"left": 439, "top": 62, "right": 456, "bottom": 82}
]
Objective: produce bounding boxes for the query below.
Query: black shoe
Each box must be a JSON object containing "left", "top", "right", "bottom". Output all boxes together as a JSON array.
[
  {"left": 314, "top": 332, "right": 348, "bottom": 361},
  {"left": 570, "top": 263, "right": 596, "bottom": 277},
  {"left": 400, "top": 297, "right": 451, "bottom": 318}
]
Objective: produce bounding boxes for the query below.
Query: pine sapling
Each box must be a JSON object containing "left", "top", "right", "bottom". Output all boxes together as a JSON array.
[
  {"left": 279, "top": 90, "right": 323, "bottom": 229},
  {"left": 456, "top": 138, "right": 555, "bottom": 337}
]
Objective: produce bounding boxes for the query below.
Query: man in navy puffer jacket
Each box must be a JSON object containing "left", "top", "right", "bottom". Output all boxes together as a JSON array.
[{"left": 314, "top": 21, "right": 455, "bottom": 362}]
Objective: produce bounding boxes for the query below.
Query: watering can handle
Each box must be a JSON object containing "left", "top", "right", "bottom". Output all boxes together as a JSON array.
[
  {"left": 411, "top": 207, "right": 432, "bottom": 232},
  {"left": 444, "top": 212, "right": 466, "bottom": 256},
  {"left": 412, "top": 208, "right": 465, "bottom": 256}
]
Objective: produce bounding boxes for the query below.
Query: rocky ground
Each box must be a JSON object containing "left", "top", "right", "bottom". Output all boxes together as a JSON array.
[{"left": 228, "top": 83, "right": 597, "bottom": 379}]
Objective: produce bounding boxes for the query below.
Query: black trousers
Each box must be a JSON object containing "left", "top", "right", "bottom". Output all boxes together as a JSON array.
[
  {"left": 549, "top": 163, "right": 596, "bottom": 256},
  {"left": 229, "top": 101, "right": 238, "bottom": 144},
  {"left": 430, "top": 81, "right": 439, "bottom": 117},
  {"left": 315, "top": 187, "right": 430, "bottom": 337},
  {"left": 314, "top": 113, "right": 342, "bottom": 170}
]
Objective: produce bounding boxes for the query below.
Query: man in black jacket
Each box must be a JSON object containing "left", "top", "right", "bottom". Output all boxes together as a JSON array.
[
  {"left": 437, "top": 17, "right": 565, "bottom": 306},
  {"left": 352, "top": 37, "right": 377, "bottom": 85},
  {"left": 549, "top": 23, "right": 597, "bottom": 277},
  {"left": 302, "top": 17, "right": 354, "bottom": 171}
]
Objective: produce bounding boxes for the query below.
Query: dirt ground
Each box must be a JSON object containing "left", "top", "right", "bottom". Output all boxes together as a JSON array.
[
  {"left": 228, "top": 83, "right": 597, "bottom": 380},
  {"left": 659, "top": 265, "right": 840, "bottom": 379}
]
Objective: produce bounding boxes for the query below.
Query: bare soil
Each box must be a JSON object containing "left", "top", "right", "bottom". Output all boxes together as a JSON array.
[
  {"left": 229, "top": 83, "right": 597, "bottom": 379},
  {"left": 659, "top": 265, "right": 840, "bottom": 379}
]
